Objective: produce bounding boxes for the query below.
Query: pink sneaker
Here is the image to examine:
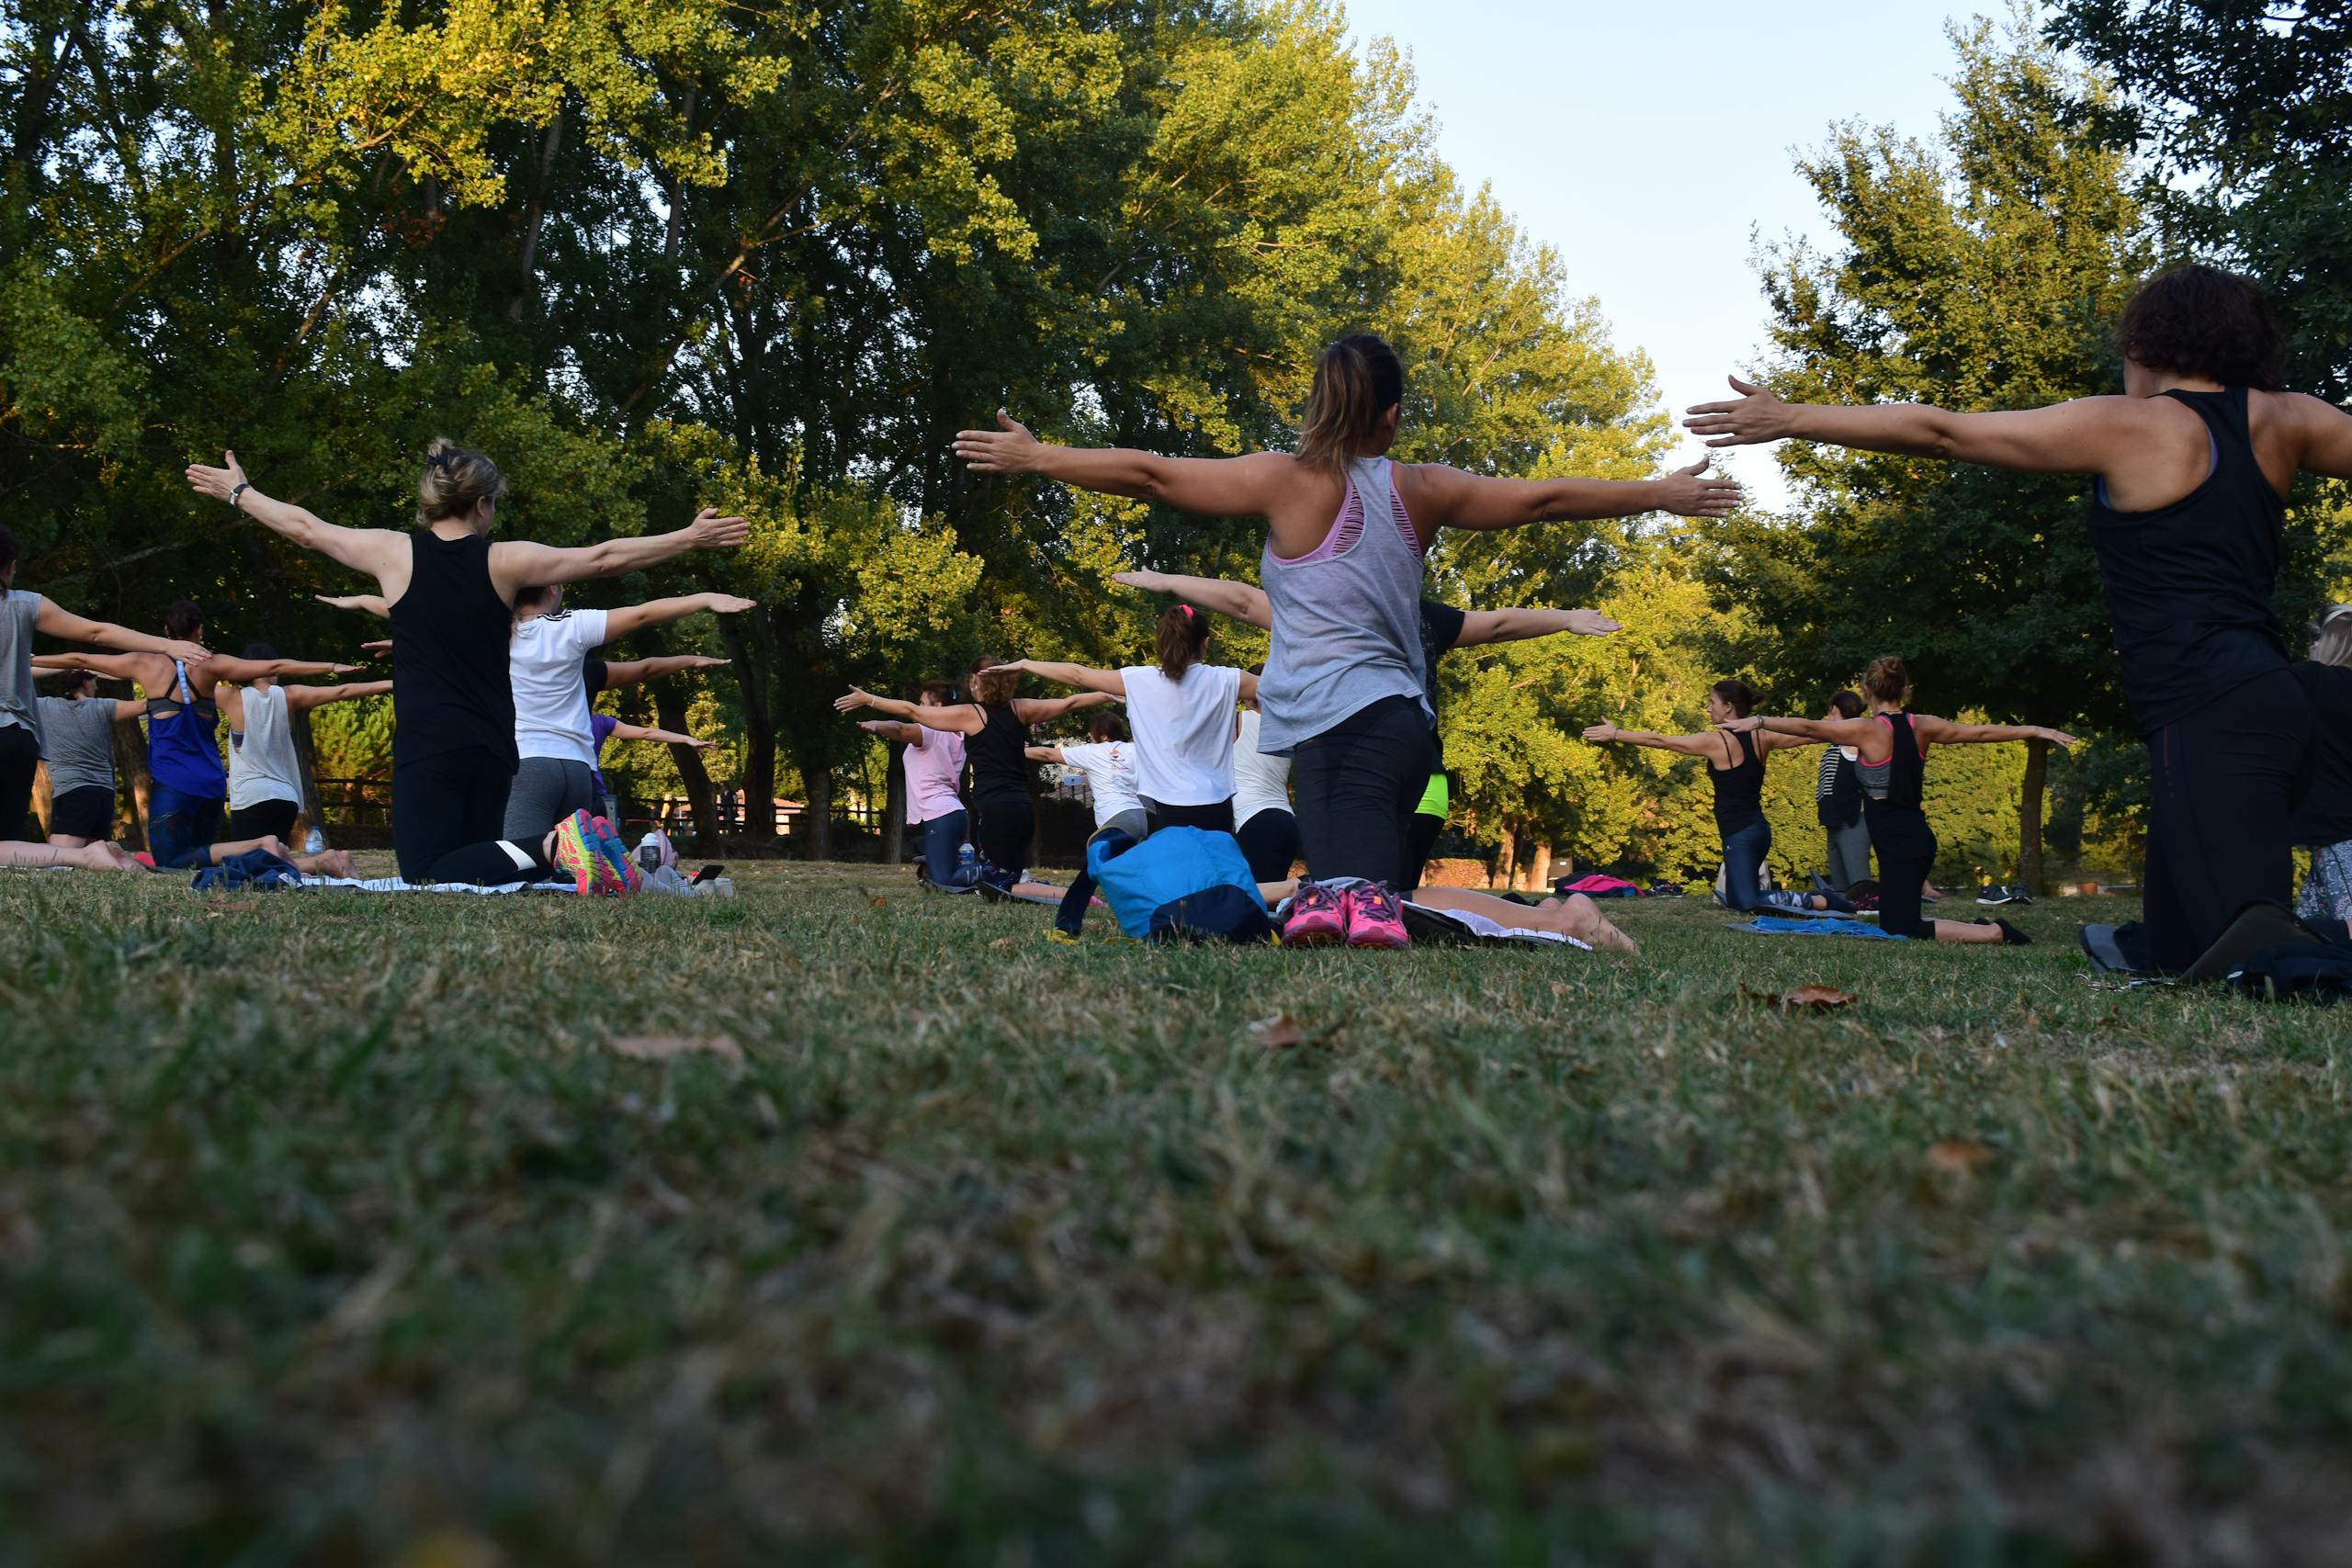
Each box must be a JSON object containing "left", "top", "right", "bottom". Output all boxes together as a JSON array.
[
  {"left": 1343, "top": 881, "right": 1410, "bottom": 949},
  {"left": 1282, "top": 879, "right": 1348, "bottom": 946}
]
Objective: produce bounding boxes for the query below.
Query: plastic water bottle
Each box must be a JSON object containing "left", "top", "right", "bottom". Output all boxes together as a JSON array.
[
  {"left": 303, "top": 827, "right": 324, "bottom": 853},
  {"left": 635, "top": 831, "right": 663, "bottom": 873},
  {"left": 957, "top": 841, "right": 977, "bottom": 874}
]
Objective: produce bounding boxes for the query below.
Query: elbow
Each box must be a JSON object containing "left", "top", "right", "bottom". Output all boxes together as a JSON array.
[{"left": 1920, "top": 412, "right": 1962, "bottom": 463}]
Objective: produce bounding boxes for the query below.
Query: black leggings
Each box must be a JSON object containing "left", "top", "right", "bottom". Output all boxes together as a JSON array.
[
  {"left": 427, "top": 836, "right": 553, "bottom": 886},
  {"left": 393, "top": 746, "right": 514, "bottom": 882},
  {"left": 1238, "top": 809, "right": 1303, "bottom": 883},
  {"left": 974, "top": 794, "right": 1034, "bottom": 874},
  {"left": 2144, "top": 667, "right": 2312, "bottom": 973},
  {"left": 1290, "top": 695, "right": 1436, "bottom": 887},
  {"left": 225, "top": 799, "right": 300, "bottom": 843},
  {"left": 1865, "top": 804, "right": 1938, "bottom": 940},
  {"left": 1144, "top": 797, "right": 1234, "bottom": 835},
  {"left": 0, "top": 725, "right": 39, "bottom": 840}
]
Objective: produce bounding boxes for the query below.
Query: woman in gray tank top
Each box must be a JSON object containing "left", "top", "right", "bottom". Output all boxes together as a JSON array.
[
  {"left": 34, "top": 668, "right": 142, "bottom": 848},
  {"left": 956, "top": 334, "right": 1740, "bottom": 947}
]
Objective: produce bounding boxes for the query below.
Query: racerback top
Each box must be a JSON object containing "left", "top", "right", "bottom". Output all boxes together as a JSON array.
[
  {"left": 2086, "top": 387, "right": 2289, "bottom": 734},
  {"left": 966, "top": 702, "right": 1031, "bottom": 805},
  {"left": 1709, "top": 728, "right": 1765, "bottom": 833},
  {"left": 389, "top": 530, "right": 515, "bottom": 768}
]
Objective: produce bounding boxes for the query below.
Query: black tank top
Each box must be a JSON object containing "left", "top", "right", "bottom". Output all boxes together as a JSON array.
[
  {"left": 2086, "top": 388, "right": 2289, "bottom": 734},
  {"left": 1708, "top": 728, "right": 1764, "bottom": 832},
  {"left": 1861, "top": 712, "right": 1926, "bottom": 815},
  {"left": 966, "top": 702, "right": 1030, "bottom": 803},
  {"left": 389, "top": 530, "right": 515, "bottom": 767}
]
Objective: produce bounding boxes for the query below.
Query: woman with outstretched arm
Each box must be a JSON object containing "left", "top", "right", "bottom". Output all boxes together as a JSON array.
[
  {"left": 190, "top": 442, "right": 747, "bottom": 879},
  {"left": 1721, "top": 657, "right": 2076, "bottom": 945},
  {"left": 1686, "top": 264, "right": 2352, "bottom": 972},
  {"left": 959, "top": 333, "right": 1731, "bottom": 949}
]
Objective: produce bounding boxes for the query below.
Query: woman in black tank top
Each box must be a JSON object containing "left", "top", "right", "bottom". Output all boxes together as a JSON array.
[
  {"left": 187, "top": 441, "right": 750, "bottom": 881},
  {"left": 1730, "top": 657, "right": 2076, "bottom": 944},
  {"left": 1689, "top": 264, "right": 2352, "bottom": 972},
  {"left": 1581, "top": 677, "right": 1839, "bottom": 913},
  {"left": 836, "top": 656, "right": 1116, "bottom": 881}
]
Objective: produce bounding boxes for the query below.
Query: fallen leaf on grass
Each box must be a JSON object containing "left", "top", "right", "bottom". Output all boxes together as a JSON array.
[
  {"left": 1250, "top": 1012, "right": 1306, "bottom": 1049},
  {"left": 1739, "top": 983, "right": 1858, "bottom": 1011},
  {"left": 869, "top": 896, "right": 888, "bottom": 908},
  {"left": 990, "top": 937, "right": 1016, "bottom": 951},
  {"left": 1927, "top": 1139, "right": 1994, "bottom": 1176},
  {"left": 1550, "top": 982, "right": 1572, "bottom": 998},
  {"left": 607, "top": 1033, "right": 743, "bottom": 1065}
]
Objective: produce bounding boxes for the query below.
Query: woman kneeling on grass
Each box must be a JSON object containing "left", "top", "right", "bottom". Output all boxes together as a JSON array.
[{"left": 1720, "top": 657, "right": 2076, "bottom": 944}]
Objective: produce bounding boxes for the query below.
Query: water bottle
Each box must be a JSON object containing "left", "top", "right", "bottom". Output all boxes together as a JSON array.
[
  {"left": 635, "top": 831, "right": 663, "bottom": 873},
  {"left": 957, "top": 841, "right": 977, "bottom": 873},
  {"left": 303, "top": 827, "right": 324, "bottom": 853}
]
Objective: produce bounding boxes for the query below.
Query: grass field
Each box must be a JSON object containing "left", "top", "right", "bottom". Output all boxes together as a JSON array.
[{"left": 3, "top": 860, "right": 2348, "bottom": 1565}]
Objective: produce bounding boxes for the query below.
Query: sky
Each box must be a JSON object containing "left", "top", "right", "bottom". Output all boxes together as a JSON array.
[{"left": 1341, "top": 0, "right": 1988, "bottom": 511}]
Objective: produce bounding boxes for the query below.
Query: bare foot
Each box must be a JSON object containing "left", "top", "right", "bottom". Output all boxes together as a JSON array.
[
  {"left": 296, "top": 849, "right": 356, "bottom": 877},
  {"left": 1544, "top": 893, "right": 1641, "bottom": 955}
]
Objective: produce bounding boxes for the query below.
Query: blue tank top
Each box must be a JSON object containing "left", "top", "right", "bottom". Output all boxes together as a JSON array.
[{"left": 146, "top": 661, "right": 225, "bottom": 797}]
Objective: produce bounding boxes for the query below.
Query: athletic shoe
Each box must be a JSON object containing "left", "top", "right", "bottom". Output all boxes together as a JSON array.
[
  {"left": 1977, "top": 884, "right": 2018, "bottom": 905},
  {"left": 589, "top": 815, "right": 642, "bottom": 894},
  {"left": 1344, "top": 881, "right": 1410, "bottom": 949},
  {"left": 549, "top": 810, "right": 608, "bottom": 896},
  {"left": 1975, "top": 917, "right": 2032, "bottom": 946},
  {"left": 1810, "top": 872, "right": 1838, "bottom": 897},
  {"left": 1046, "top": 928, "right": 1080, "bottom": 945},
  {"left": 1282, "top": 879, "right": 1347, "bottom": 946}
]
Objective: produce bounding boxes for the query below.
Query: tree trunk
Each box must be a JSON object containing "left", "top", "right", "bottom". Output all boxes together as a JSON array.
[
  {"left": 650, "top": 676, "right": 719, "bottom": 855},
  {"left": 882, "top": 741, "right": 907, "bottom": 864},
  {"left": 1493, "top": 821, "right": 1517, "bottom": 890},
  {"left": 2018, "top": 735, "right": 2048, "bottom": 894},
  {"left": 797, "top": 759, "right": 832, "bottom": 861},
  {"left": 114, "top": 722, "right": 152, "bottom": 852},
  {"left": 1523, "top": 840, "right": 1554, "bottom": 893}
]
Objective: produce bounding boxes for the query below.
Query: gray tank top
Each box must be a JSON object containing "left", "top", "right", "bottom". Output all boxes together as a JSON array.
[
  {"left": 1255, "top": 457, "right": 1430, "bottom": 754},
  {"left": 0, "top": 589, "right": 47, "bottom": 744},
  {"left": 229, "top": 683, "right": 304, "bottom": 809},
  {"left": 36, "top": 695, "right": 119, "bottom": 794}
]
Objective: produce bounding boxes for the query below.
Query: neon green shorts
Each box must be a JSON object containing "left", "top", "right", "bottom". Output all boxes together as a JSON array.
[{"left": 1414, "top": 772, "right": 1449, "bottom": 819}]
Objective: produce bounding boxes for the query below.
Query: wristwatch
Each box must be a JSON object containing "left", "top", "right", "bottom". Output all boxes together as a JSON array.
[{"left": 229, "top": 481, "right": 250, "bottom": 508}]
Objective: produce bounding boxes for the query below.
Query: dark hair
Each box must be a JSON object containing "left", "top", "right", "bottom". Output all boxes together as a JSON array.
[
  {"left": 967, "top": 654, "right": 1017, "bottom": 706},
  {"left": 164, "top": 601, "right": 205, "bottom": 640},
  {"left": 1710, "top": 678, "right": 1757, "bottom": 717},
  {"left": 1828, "top": 689, "right": 1864, "bottom": 720},
  {"left": 1863, "top": 656, "right": 1910, "bottom": 704},
  {"left": 242, "top": 641, "right": 278, "bottom": 662},
  {"left": 1087, "top": 711, "right": 1128, "bottom": 743},
  {"left": 59, "top": 667, "right": 96, "bottom": 697},
  {"left": 513, "top": 583, "right": 559, "bottom": 617},
  {"left": 1297, "top": 333, "right": 1404, "bottom": 473},
  {"left": 0, "top": 523, "right": 16, "bottom": 594},
  {"left": 2117, "top": 264, "right": 2286, "bottom": 390},
  {"left": 917, "top": 680, "right": 957, "bottom": 705},
  {"left": 418, "top": 437, "right": 508, "bottom": 525},
  {"left": 1155, "top": 603, "right": 1212, "bottom": 681}
]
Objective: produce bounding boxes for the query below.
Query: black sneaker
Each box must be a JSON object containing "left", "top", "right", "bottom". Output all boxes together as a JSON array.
[
  {"left": 1975, "top": 917, "right": 2031, "bottom": 946},
  {"left": 1977, "top": 884, "right": 2017, "bottom": 905}
]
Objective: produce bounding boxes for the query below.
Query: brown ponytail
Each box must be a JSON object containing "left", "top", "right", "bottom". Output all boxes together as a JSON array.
[
  {"left": 418, "top": 437, "right": 507, "bottom": 525},
  {"left": 1862, "top": 656, "right": 1910, "bottom": 705},
  {"left": 1709, "top": 678, "right": 1757, "bottom": 717},
  {"left": 1297, "top": 333, "right": 1404, "bottom": 474},
  {"left": 1155, "top": 603, "right": 1211, "bottom": 681},
  {"left": 967, "top": 654, "right": 1018, "bottom": 706}
]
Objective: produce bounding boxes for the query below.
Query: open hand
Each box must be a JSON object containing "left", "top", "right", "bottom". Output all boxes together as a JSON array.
[
  {"left": 703, "top": 593, "right": 758, "bottom": 615},
  {"left": 954, "top": 410, "right": 1043, "bottom": 475},
  {"left": 362, "top": 639, "right": 393, "bottom": 658},
  {"left": 687, "top": 509, "right": 751, "bottom": 549},
  {"left": 164, "top": 639, "right": 212, "bottom": 664},
  {"left": 1580, "top": 723, "right": 1621, "bottom": 743},
  {"left": 332, "top": 663, "right": 366, "bottom": 675},
  {"left": 1685, "top": 376, "right": 1795, "bottom": 447},
  {"left": 1566, "top": 610, "right": 1622, "bottom": 637},
  {"left": 1715, "top": 715, "right": 1765, "bottom": 733},
  {"left": 1113, "top": 570, "right": 1170, "bottom": 593},
  {"left": 185, "top": 449, "right": 248, "bottom": 504},
  {"left": 834, "top": 687, "right": 876, "bottom": 714},
  {"left": 1653, "top": 457, "right": 1743, "bottom": 518},
  {"left": 982, "top": 660, "right": 1035, "bottom": 676},
  {"left": 684, "top": 737, "right": 718, "bottom": 750},
  {"left": 2041, "top": 728, "right": 2081, "bottom": 749}
]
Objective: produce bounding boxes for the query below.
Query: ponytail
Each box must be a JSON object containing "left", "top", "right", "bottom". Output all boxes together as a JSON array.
[
  {"left": 418, "top": 437, "right": 507, "bottom": 525},
  {"left": 1710, "top": 678, "right": 1757, "bottom": 717},
  {"left": 1862, "top": 656, "right": 1910, "bottom": 705},
  {"left": 1297, "top": 333, "right": 1404, "bottom": 474},
  {"left": 1155, "top": 603, "right": 1211, "bottom": 681}
]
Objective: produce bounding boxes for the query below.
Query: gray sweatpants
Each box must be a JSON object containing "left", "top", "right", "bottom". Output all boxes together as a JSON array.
[
  {"left": 1824, "top": 817, "right": 1873, "bottom": 892},
  {"left": 503, "top": 756, "right": 597, "bottom": 841}
]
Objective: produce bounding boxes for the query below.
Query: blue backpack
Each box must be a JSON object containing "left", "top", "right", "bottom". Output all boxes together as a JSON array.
[{"left": 1086, "top": 827, "right": 1273, "bottom": 943}]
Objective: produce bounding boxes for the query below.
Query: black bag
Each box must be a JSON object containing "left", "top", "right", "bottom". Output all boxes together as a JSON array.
[{"left": 2227, "top": 941, "right": 2352, "bottom": 1003}]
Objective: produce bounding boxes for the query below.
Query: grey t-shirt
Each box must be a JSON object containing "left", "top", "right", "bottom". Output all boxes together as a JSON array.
[
  {"left": 0, "top": 590, "right": 46, "bottom": 745},
  {"left": 37, "top": 694, "right": 119, "bottom": 795}
]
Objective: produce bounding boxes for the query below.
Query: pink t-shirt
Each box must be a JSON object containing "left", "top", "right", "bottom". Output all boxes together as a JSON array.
[{"left": 903, "top": 727, "right": 966, "bottom": 824}]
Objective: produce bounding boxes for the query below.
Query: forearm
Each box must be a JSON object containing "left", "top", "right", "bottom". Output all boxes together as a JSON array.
[
  {"left": 639, "top": 728, "right": 701, "bottom": 747},
  {"left": 233, "top": 488, "right": 336, "bottom": 549},
  {"left": 1778, "top": 401, "right": 1964, "bottom": 459},
  {"left": 1943, "top": 722, "right": 2041, "bottom": 744},
  {"left": 1535, "top": 478, "right": 1684, "bottom": 522},
  {"left": 579, "top": 525, "right": 704, "bottom": 578},
  {"left": 1757, "top": 716, "right": 1841, "bottom": 742},
  {"left": 81, "top": 625, "right": 186, "bottom": 657},
  {"left": 316, "top": 681, "right": 394, "bottom": 703},
  {"left": 1149, "top": 573, "right": 1269, "bottom": 626},
  {"left": 1482, "top": 608, "right": 1584, "bottom": 641},
  {"left": 1026, "top": 445, "right": 1171, "bottom": 502}
]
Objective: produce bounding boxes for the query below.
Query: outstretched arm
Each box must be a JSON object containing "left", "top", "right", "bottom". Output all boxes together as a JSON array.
[
  {"left": 1724, "top": 714, "right": 1883, "bottom": 747},
  {"left": 1024, "top": 745, "right": 1068, "bottom": 764},
  {"left": 859, "top": 719, "right": 928, "bottom": 745},
  {"left": 187, "top": 453, "right": 409, "bottom": 581},
  {"left": 284, "top": 680, "right": 394, "bottom": 712},
  {"left": 1684, "top": 376, "right": 2156, "bottom": 475},
  {"left": 1912, "top": 715, "right": 2078, "bottom": 749},
  {"left": 1014, "top": 692, "right": 1116, "bottom": 724},
  {"left": 207, "top": 657, "right": 366, "bottom": 682},
  {"left": 600, "top": 592, "right": 757, "bottom": 643},
  {"left": 610, "top": 721, "right": 715, "bottom": 750},
  {"left": 594, "top": 655, "right": 729, "bottom": 690},
  {"left": 1112, "top": 570, "right": 1272, "bottom": 629},
  {"left": 486, "top": 509, "right": 750, "bottom": 599},
  {"left": 1406, "top": 458, "right": 1742, "bottom": 534},
  {"left": 32, "top": 651, "right": 153, "bottom": 682},
  {"left": 1579, "top": 723, "right": 1725, "bottom": 758},
  {"left": 31, "top": 603, "right": 209, "bottom": 665},
  {"left": 834, "top": 689, "right": 984, "bottom": 734},
  {"left": 1455, "top": 607, "right": 1623, "bottom": 646},
  {"left": 987, "top": 659, "right": 1125, "bottom": 697},
  {"left": 956, "top": 411, "right": 1303, "bottom": 518},
  {"left": 315, "top": 593, "right": 390, "bottom": 619}
]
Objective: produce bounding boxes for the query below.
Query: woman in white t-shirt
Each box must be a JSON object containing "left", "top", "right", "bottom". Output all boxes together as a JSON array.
[
  {"left": 986, "top": 604, "right": 1256, "bottom": 834},
  {"left": 1229, "top": 664, "right": 1300, "bottom": 881},
  {"left": 503, "top": 584, "right": 754, "bottom": 840},
  {"left": 1027, "top": 710, "right": 1148, "bottom": 938}
]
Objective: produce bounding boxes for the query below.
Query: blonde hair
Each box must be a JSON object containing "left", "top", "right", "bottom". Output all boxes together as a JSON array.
[
  {"left": 418, "top": 437, "right": 507, "bottom": 525},
  {"left": 1862, "top": 655, "right": 1910, "bottom": 705},
  {"left": 1296, "top": 334, "right": 1403, "bottom": 475},
  {"left": 2312, "top": 605, "right": 2352, "bottom": 669}
]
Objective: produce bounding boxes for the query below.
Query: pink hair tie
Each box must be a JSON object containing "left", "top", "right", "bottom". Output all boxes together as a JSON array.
[{"left": 1179, "top": 604, "right": 1194, "bottom": 618}]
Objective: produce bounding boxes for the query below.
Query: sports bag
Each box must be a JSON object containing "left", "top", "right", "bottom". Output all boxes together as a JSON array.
[{"left": 1086, "top": 827, "right": 1272, "bottom": 943}]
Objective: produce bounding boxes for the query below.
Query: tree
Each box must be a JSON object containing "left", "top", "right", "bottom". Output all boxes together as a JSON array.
[{"left": 1713, "top": 17, "right": 2146, "bottom": 892}]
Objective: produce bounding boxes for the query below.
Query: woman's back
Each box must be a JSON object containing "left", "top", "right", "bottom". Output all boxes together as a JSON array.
[
  {"left": 1120, "top": 663, "right": 1242, "bottom": 805},
  {"left": 966, "top": 703, "right": 1031, "bottom": 800},
  {"left": 389, "top": 530, "right": 514, "bottom": 768}
]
